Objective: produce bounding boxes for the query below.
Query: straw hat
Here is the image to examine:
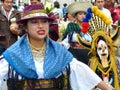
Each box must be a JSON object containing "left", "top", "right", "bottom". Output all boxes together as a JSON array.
[
  {"left": 67, "top": 2, "right": 93, "bottom": 17},
  {"left": 17, "top": 4, "right": 54, "bottom": 24}
]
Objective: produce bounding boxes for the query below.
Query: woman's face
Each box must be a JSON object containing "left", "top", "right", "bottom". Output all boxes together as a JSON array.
[
  {"left": 26, "top": 18, "right": 49, "bottom": 40},
  {"left": 76, "top": 11, "right": 86, "bottom": 22},
  {"left": 114, "top": 2, "right": 118, "bottom": 8}
]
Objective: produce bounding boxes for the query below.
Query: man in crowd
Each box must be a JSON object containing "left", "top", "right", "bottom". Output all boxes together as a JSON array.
[
  {"left": 0, "top": 0, "right": 21, "bottom": 54},
  {"left": 94, "top": 0, "right": 113, "bottom": 35},
  {"left": 0, "top": 0, "right": 21, "bottom": 89},
  {"left": 94, "top": 0, "right": 113, "bottom": 22}
]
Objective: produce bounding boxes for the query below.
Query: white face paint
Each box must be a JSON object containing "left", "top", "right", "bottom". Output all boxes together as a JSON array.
[{"left": 97, "top": 40, "right": 109, "bottom": 59}]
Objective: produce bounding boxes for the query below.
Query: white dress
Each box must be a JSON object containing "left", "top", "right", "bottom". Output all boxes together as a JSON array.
[{"left": 0, "top": 56, "right": 101, "bottom": 90}]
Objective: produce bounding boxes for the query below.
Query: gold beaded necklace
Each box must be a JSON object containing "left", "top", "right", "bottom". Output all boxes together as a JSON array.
[
  {"left": 30, "top": 42, "right": 45, "bottom": 51},
  {"left": 28, "top": 36, "right": 46, "bottom": 63},
  {"left": 30, "top": 43, "right": 46, "bottom": 63}
]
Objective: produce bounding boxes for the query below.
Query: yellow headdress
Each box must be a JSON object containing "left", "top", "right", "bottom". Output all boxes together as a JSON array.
[
  {"left": 89, "top": 31, "right": 120, "bottom": 90},
  {"left": 77, "top": 6, "right": 120, "bottom": 89}
]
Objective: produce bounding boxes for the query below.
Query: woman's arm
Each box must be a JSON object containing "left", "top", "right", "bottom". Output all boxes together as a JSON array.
[
  {"left": 69, "top": 58, "right": 112, "bottom": 90},
  {"left": 97, "top": 81, "right": 113, "bottom": 90}
]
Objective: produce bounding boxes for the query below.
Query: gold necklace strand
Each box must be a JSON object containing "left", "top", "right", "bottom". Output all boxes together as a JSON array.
[
  {"left": 32, "top": 48, "right": 46, "bottom": 63},
  {"left": 30, "top": 43, "right": 46, "bottom": 63},
  {"left": 30, "top": 42, "right": 45, "bottom": 51}
]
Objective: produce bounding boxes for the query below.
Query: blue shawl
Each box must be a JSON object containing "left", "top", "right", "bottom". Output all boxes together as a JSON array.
[{"left": 3, "top": 34, "right": 73, "bottom": 79}]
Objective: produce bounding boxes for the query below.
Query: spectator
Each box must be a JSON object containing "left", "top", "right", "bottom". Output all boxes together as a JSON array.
[
  {"left": 94, "top": 0, "right": 113, "bottom": 22},
  {"left": 104, "top": 0, "right": 113, "bottom": 10},
  {"left": 51, "top": 1, "right": 62, "bottom": 19},
  {"left": 13, "top": 1, "right": 18, "bottom": 9},
  {"left": 50, "top": 1, "right": 62, "bottom": 41},
  {"left": 94, "top": 0, "right": 113, "bottom": 35},
  {"left": 30, "top": 0, "right": 44, "bottom": 8},
  {"left": 62, "top": 3, "right": 67, "bottom": 17},
  {"left": 110, "top": 2, "right": 120, "bottom": 23},
  {"left": 0, "top": 0, "right": 21, "bottom": 54},
  {"left": 18, "top": 2, "right": 24, "bottom": 12}
]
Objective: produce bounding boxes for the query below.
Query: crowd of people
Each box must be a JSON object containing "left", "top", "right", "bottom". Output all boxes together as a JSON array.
[{"left": 0, "top": 0, "right": 120, "bottom": 90}]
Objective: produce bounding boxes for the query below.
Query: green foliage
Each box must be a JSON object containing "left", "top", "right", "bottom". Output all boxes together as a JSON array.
[{"left": 45, "top": 7, "right": 53, "bottom": 14}]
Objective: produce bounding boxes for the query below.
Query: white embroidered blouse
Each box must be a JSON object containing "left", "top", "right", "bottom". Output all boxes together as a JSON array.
[{"left": 0, "top": 56, "right": 101, "bottom": 90}]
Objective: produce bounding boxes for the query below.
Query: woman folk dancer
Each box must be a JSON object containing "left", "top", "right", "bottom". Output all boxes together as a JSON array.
[
  {"left": 61, "top": 2, "right": 92, "bottom": 65},
  {"left": 0, "top": 4, "right": 112, "bottom": 90}
]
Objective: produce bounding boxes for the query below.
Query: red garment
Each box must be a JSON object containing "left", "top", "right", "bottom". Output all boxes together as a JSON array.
[
  {"left": 48, "top": 12, "right": 59, "bottom": 41},
  {"left": 49, "top": 24, "right": 59, "bottom": 41},
  {"left": 110, "top": 7, "right": 120, "bottom": 23}
]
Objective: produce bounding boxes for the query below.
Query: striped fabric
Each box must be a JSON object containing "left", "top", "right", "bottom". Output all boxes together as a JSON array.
[
  {"left": 22, "top": 12, "right": 48, "bottom": 19},
  {"left": 16, "top": 79, "right": 59, "bottom": 90}
]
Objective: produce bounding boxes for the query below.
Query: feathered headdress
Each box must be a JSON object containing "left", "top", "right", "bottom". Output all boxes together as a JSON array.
[
  {"left": 77, "top": 5, "right": 120, "bottom": 50},
  {"left": 81, "top": 6, "right": 112, "bottom": 36}
]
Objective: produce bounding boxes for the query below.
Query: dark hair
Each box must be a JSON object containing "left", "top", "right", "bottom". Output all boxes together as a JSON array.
[
  {"left": 54, "top": 1, "right": 60, "bottom": 8},
  {"left": 97, "top": 36, "right": 106, "bottom": 44},
  {"left": 63, "top": 3, "right": 67, "bottom": 7},
  {"left": 94, "top": 0, "right": 105, "bottom": 2},
  {"left": 30, "top": 0, "right": 41, "bottom": 1},
  {"left": 75, "top": 11, "right": 86, "bottom": 17},
  {"left": 1, "top": 0, "right": 14, "bottom": 2},
  {"left": 63, "top": 12, "right": 68, "bottom": 21}
]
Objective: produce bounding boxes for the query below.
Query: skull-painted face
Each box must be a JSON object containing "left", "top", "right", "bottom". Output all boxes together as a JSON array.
[{"left": 97, "top": 40, "right": 109, "bottom": 60}]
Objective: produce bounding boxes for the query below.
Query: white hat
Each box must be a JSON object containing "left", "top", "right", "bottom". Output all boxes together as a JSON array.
[{"left": 67, "top": 2, "right": 93, "bottom": 17}]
